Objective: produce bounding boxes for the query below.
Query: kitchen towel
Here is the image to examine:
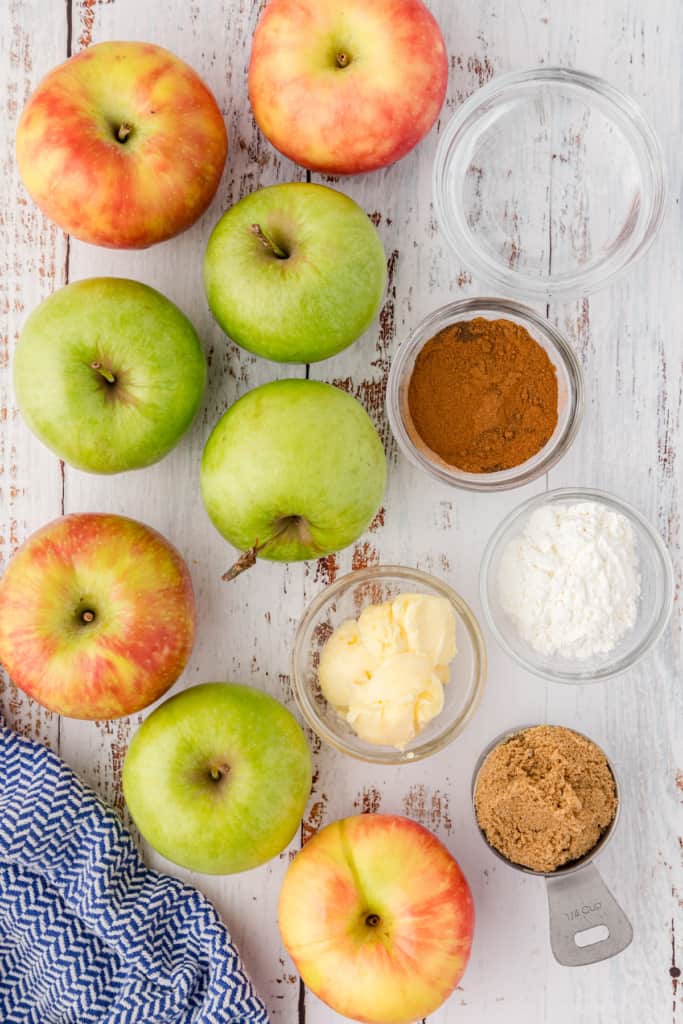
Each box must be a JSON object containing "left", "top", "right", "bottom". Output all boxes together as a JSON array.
[{"left": 0, "top": 720, "right": 269, "bottom": 1024}]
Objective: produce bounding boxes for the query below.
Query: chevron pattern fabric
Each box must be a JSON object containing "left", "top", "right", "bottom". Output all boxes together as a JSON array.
[{"left": 0, "top": 721, "right": 269, "bottom": 1024}]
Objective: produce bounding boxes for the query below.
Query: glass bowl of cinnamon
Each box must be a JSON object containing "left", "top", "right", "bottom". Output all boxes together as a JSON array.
[{"left": 386, "top": 297, "right": 583, "bottom": 491}]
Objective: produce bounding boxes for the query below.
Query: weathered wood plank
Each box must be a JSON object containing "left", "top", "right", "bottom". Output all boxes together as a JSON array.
[
  {"left": 543, "top": 3, "right": 683, "bottom": 1021},
  {"left": 0, "top": 0, "right": 67, "bottom": 748}
]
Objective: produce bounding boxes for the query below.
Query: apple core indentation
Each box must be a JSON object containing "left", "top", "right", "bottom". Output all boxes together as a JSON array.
[
  {"left": 250, "top": 223, "right": 289, "bottom": 260},
  {"left": 114, "top": 122, "right": 133, "bottom": 144},
  {"left": 273, "top": 514, "right": 312, "bottom": 546},
  {"left": 90, "top": 361, "right": 117, "bottom": 387},
  {"left": 208, "top": 763, "right": 231, "bottom": 784},
  {"left": 365, "top": 913, "right": 381, "bottom": 928},
  {"left": 335, "top": 51, "right": 351, "bottom": 69}
]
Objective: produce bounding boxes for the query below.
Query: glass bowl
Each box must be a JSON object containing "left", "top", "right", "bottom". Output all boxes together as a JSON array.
[
  {"left": 434, "top": 67, "right": 666, "bottom": 300},
  {"left": 292, "top": 565, "right": 487, "bottom": 764},
  {"left": 386, "top": 297, "right": 583, "bottom": 491},
  {"left": 480, "top": 487, "right": 674, "bottom": 683}
]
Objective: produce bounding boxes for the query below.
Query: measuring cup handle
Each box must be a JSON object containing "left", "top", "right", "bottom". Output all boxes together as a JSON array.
[{"left": 545, "top": 861, "right": 633, "bottom": 966}]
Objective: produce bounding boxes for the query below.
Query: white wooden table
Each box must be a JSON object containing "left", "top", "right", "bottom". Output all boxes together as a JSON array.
[{"left": 2, "top": 1, "right": 682, "bottom": 1021}]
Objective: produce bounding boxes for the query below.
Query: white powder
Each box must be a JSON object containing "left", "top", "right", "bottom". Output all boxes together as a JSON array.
[{"left": 498, "top": 501, "right": 641, "bottom": 659}]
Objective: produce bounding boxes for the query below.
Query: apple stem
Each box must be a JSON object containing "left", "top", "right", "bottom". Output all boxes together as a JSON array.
[
  {"left": 222, "top": 521, "right": 292, "bottom": 582},
  {"left": 250, "top": 223, "right": 288, "bottom": 260},
  {"left": 91, "top": 361, "right": 116, "bottom": 385},
  {"left": 365, "top": 913, "right": 381, "bottom": 927},
  {"left": 222, "top": 546, "right": 260, "bottom": 582},
  {"left": 117, "top": 123, "right": 132, "bottom": 143},
  {"left": 336, "top": 51, "right": 350, "bottom": 68},
  {"left": 81, "top": 610, "right": 96, "bottom": 624}
]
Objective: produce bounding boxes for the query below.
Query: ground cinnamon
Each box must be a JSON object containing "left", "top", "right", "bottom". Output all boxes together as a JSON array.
[{"left": 407, "top": 317, "right": 558, "bottom": 473}]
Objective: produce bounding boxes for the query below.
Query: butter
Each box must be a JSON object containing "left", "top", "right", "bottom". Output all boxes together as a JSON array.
[
  {"left": 357, "top": 602, "right": 407, "bottom": 659},
  {"left": 317, "top": 619, "right": 379, "bottom": 708},
  {"left": 346, "top": 653, "right": 445, "bottom": 748},
  {"left": 392, "top": 592, "right": 456, "bottom": 666},
  {"left": 318, "top": 593, "right": 457, "bottom": 750}
]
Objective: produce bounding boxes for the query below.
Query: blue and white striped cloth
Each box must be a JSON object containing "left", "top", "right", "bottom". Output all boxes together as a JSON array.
[{"left": 0, "top": 721, "right": 269, "bottom": 1024}]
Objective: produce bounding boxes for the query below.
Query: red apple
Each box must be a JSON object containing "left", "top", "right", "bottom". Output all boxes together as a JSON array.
[
  {"left": 0, "top": 514, "right": 195, "bottom": 720},
  {"left": 16, "top": 41, "right": 228, "bottom": 249},
  {"left": 248, "top": 0, "right": 448, "bottom": 175},
  {"left": 279, "top": 814, "right": 474, "bottom": 1023}
]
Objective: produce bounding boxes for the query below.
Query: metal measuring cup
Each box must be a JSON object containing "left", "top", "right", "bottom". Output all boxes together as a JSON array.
[{"left": 471, "top": 725, "right": 633, "bottom": 966}]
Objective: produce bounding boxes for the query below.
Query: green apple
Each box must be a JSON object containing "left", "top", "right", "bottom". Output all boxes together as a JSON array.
[
  {"left": 122, "top": 682, "right": 312, "bottom": 874},
  {"left": 200, "top": 379, "right": 387, "bottom": 572},
  {"left": 203, "top": 182, "right": 386, "bottom": 363},
  {"left": 14, "top": 277, "right": 206, "bottom": 473}
]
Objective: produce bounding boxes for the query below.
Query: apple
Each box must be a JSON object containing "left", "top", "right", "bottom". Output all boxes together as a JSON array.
[
  {"left": 122, "top": 682, "right": 312, "bottom": 874},
  {"left": 200, "top": 379, "right": 387, "bottom": 576},
  {"left": 0, "top": 514, "right": 195, "bottom": 720},
  {"left": 204, "top": 182, "right": 386, "bottom": 363},
  {"left": 16, "top": 41, "right": 227, "bottom": 249},
  {"left": 248, "top": 0, "right": 448, "bottom": 175},
  {"left": 279, "top": 814, "right": 474, "bottom": 1023},
  {"left": 14, "top": 277, "right": 207, "bottom": 474}
]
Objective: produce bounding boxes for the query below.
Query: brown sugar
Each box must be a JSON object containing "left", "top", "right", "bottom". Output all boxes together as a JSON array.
[
  {"left": 474, "top": 726, "right": 617, "bottom": 873},
  {"left": 407, "top": 317, "right": 558, "bottom": 473}
]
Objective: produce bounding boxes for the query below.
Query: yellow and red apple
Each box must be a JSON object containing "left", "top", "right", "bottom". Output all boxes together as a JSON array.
[
  {"left": 279, "top": 813, "right": 474, "bottom": 1023},
  {"left": 16, "top": 41, "right": 227, "bottom": 249},
  {"left": 0, "top": 514, "right": 195, "bottom": 719},
  {"left": 248, "top": 0, "right": 448, "bottom": 175}
]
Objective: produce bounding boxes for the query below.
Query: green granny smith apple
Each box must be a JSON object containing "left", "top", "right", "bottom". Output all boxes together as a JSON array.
[
  {"left": 200, "top": 379, "right": 387, "bottom": 575},
  {"left": 203, "top": 182, "right": 387, "bottom": 363},
  {"left": 14, "top": 277, "right": 206, "bottom": 473},
  {"left": 122, "top": 683, "right": 312, "bottom": 875}
]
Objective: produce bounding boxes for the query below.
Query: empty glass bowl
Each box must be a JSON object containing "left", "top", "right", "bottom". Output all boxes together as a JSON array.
[
  {"left": 434, "top": 67, "right": 666, "bottom": 299},
  {"left": 386, "top": 297, "right": 583, "bottom": 491},
  {"left": 292, "top": 565, "right": 487, "bottom": 764},
  {"left": 480, "top": 487, "right": 674, "bottom": 683}
]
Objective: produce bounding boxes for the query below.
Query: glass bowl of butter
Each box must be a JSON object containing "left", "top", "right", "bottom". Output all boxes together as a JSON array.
[{"left": 292, "top": 565, "right": 487, "bottom": 764}]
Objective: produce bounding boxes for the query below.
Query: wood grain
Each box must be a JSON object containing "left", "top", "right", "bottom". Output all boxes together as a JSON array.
[
  {"left": 0, "top": 0, "right": 681, "bottom": 1021},
  {"left": 0, "top": 0, "right": 67, "bottom": 749}
]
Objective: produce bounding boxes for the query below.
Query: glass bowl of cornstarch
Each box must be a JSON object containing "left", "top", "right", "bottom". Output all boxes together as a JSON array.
[{"left": 480, "top": 487, "right": 673, "bottom": 683}]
